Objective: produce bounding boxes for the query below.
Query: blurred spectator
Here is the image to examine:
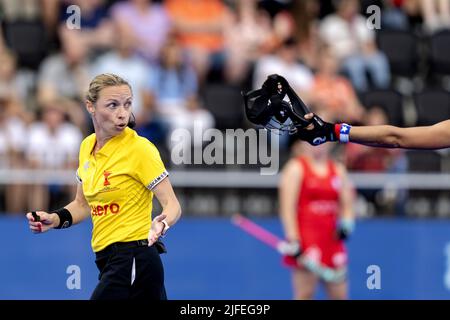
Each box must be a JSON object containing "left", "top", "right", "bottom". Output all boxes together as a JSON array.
[
  {"left": 1, "top": 0, "right": 62, "bottom": 31},
  {"left": 37, "top": 28, "right": 90, "bottom": 132},
  {"left": 401, "top": 0, "right": 425, "bottom": 30},
  {"left": 110, "top": 0, "right": 172, "bottom": 63},
  {"left": 345, "top": 107, "right": 408, "bottom": 215},
  {"left": 0, "top": 0, "right": 41, "bottom": 20},
  {"left": 253, "top": 37, "right": 313, "bottom": 96},
  {"left": 420, "top": 0, "right": 450, "bottom": 32},
  {"left": 292, "top": 0, "right": 321, "bottom": 69},
  {"left": 270, "top": 10, "right": 297, "bottom": 50},
  {"left": 0, "top": 0, "right": 52, "bottom": 69},
  {"left": 361, "top": 0, "right": 423, "bottom": 32},
  {"left": 379, "top": 0, "right": 410, "bottom": 30},
  {"left": 258, "top": 0, "right": 292, "bottom": 18},
  {"left": 309, "top": 45, "right": 365, "bottom": 123},
  {"left": 165, "top": 0, "right": 231, "bottom": 82},
  {"left": 91, "top": 21, "right": 151, "bottom": 126},
  {"left": 223, "top": 0, "right": 274, "bottom": 85},
  {"left": 146, "top": 38, "right": 214, "bottom": 149},
  {"left": 0, "top": 90, "right": 28, "bottom": 214},
  {"left": 0, "top": 49, "right": 34, "bottom": 121},
  {"left": 0, "top": 0, "right": 56, "bottom": 31},
  {"left": 319, "top": 0, "right": 391, "bottom": 92},
  {"left": 58, "top": 0, "right": 114, "bottom": 56},
  {"left": 26, "top": 99, "right": 82, "bottom": 211}
]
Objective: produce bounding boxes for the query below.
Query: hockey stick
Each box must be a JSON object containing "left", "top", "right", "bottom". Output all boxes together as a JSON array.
[{"left": 231, "top": 214, "right": 346, "bottom": 282}]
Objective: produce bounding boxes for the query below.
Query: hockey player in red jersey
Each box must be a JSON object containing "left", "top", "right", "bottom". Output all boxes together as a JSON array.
[{"left": 279, "top": 139, "right": 355, "bottom": 300}]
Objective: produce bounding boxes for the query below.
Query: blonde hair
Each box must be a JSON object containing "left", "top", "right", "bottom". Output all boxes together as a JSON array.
[{"left": 86, "top": 73, "right": 132, "bottom": 104}]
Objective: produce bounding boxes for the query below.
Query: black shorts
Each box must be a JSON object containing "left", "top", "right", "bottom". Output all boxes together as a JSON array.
[{"left": 91, "top": 239, "right": 167, "bottom": 300}]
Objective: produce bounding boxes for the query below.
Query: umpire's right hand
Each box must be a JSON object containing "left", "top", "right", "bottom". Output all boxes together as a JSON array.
[{"left": 26, "top": 211, "right": 58, "bottom": 233}]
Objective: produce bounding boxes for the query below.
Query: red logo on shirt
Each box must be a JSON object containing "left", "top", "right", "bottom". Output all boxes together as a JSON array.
[
  {"left": 91, "top": 203, "right": 120, "bottom": 216},
  {"left": 103, "top": 171, "right": 111, "bottom": 186}
]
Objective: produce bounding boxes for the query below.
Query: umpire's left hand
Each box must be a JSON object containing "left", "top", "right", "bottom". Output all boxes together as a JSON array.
[
  {"left": 148, "top": 214, "right": 167, "bottom": 246},
  {"left": 26, "top": 211, "right": 57, "bottom": 233}
]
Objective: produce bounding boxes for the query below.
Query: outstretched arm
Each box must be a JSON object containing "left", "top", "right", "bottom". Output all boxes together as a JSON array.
[
  {"left": 299, "top": 113, "right": 450, "bottom": 150},
  {"left": 349, "top": 120, "right": 450, "bottom": 149}
]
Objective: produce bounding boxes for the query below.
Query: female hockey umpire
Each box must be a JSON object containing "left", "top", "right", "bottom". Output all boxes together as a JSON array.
[{"left": 26, "top": 73, "right": 182, "bottom": 300}]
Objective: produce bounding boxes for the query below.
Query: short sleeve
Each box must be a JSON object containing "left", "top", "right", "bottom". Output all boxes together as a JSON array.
[
  {"left": 134, "top": 140, "right": 169, "bottom": 190},
  {"left": 75, "top": 169, "right": 82, "bottom": 184},
  {"left": 76, "top": 136, "right": 91, "bottom": 185}
]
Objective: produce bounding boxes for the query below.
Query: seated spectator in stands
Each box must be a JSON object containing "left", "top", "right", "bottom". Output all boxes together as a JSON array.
[
  {"left": 91, "top": 21, "right": 151, "bottom": 127},
  {"left": 1, "top": 0, "right": 58, "bottom": 32},
  {"left": 292, "top": 0, "right": 321, "bottom": 70},
  {"left": 0, "top": 0, "right": 58, "bottom": 63},
  {"left": 0, "top": 48, "right": 32, "bottom": 213},
  {"left": 58, "top": 0, "right": 114, "bottom": 55},
  {"left": 319, "top": 0, "right": 391, "bottom": 92},
  {"left": 223, "top": 0, "right": 274, "bottom": 85},
  {"left": 379, "top": 0, "right": 411, "bottom": 31},
  {"left": 37, "top": 28, "right": 90, "bottom": 132},
  {"left": 165, "top": 0, "right": 231, "bottom": 82},
  {"left": 146, "top": 38, "right": 214, "bottom": 150},
  {"left": 110, "top": 0, "right": 172, "bottom": 63},
  {"left": 26, "top": 99, "right": 82, "bottom": 212},
  {"left": 419, "top": 0, "right": 450, "bottom": 32},
  {"left": 401, "top": 0, "right": 427, "bottom": 30},
  {"left": 344, "top": 106, "right": 408, "bottom": 215},
  {"left": 253, "top": 37, "right": 314, "bottom": 96},
  {"left": 309, "top": 45, "right": 365, "bottom": 123},
  {"left": 269, "top": 9, "right": 297, "bottom": 52},
  {"left": 0, "top": 88, "right": 28, "bottom": 214},
  {"left": 0, "top": 49, "right": 33, "bottom": 122}
]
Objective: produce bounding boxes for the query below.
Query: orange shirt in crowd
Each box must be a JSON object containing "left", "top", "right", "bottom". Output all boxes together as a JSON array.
[
  {"left": 312, "top": 75, "right": 356, "bottom": 112},
  {"left": 165, "top": 0, "right": 229, "bottom": 52}
]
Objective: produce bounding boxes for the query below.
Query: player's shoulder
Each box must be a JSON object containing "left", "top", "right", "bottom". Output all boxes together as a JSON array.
[
  {"left": 126, "top": 129, "right": 160, "bottom": 154},
  {"left": 79, "top": 133, "right": 96, "bottom": 152},
  {"left": 283, "top": 156, "right": 304, "bottom": 176},
  {"left": 81, "top": 132, "right": 96, "bottom": 145}
]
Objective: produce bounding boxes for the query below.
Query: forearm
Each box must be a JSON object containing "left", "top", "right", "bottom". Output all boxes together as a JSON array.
[
  {"left": 159, "top": 199, "right": 181, "bottom": 227},
  {"left": 350, "top": 125, "right": 407, "bottom": 148},
  {"left": 280, "top": 209, "right": 299, "bottom": 241},
  {"left": 52, "top": 199, "right": 90, "bottom": 227},
  {"left": 339, "top": 204, "right": 354, "bottom": 221},
  {"left": 349, "top": 123, "right": 450, "bottom": 149}
]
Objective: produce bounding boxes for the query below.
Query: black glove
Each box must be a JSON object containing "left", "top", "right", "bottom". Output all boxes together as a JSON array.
[{"left": 294, "top": 114, "right": 338, "bottom": 146}]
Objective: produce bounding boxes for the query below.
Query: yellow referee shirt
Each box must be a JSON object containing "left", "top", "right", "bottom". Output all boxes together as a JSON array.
[{"left": 76, "top": 127, "right": 169, "bottom": 252}]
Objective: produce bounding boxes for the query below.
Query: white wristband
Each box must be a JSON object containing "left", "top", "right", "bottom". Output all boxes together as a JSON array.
[{"left": 161, "top": 219, "right": 170, "bottom": 237}]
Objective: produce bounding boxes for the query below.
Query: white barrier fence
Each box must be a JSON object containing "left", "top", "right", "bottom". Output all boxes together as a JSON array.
[{"left": 1, "top": 169, "right": 450, "bottom": 189}]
